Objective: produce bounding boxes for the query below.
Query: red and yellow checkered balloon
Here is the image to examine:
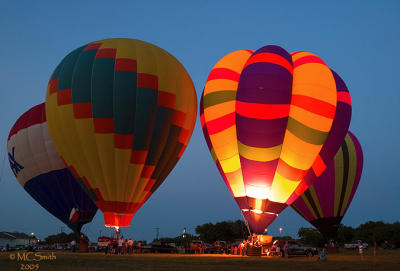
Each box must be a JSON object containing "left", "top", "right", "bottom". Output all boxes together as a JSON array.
[{"left": 46, "top": 38, "right": 197, "bottom": 228}]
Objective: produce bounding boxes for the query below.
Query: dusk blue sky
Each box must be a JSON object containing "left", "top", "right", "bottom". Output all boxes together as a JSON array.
[{"left": 0, "top": 1, "right": 399, "bottom": 242}]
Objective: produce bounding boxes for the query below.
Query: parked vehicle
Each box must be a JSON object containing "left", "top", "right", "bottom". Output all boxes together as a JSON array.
[
  {"left": 282, "top": 240, "right": 318, "bottom": 257},
  {"left": 151, "top": 241, "right": 177, "bottom": 253},
  {"left": 344, "top": 240, "right": 368, "bottom": 249}
]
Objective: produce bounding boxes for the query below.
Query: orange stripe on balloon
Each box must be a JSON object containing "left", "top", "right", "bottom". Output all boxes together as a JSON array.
[
  {"left": 206, "top": 68, "right": 241, "bottom": 82},
  {"left": 57, "top": 89, "right": 72, "bottom": 105},
  {"left": 93, "top": 118, "right": 114, "bottom": 133},
  {"left": 243, "top": 53, "right": 293, "bottom": 74},
  {"left": 291, "top": 95, "right": 336, "bottom": 119},
  {"left": 205, "top": 112, "right": 235, "bottom": 135},
  {"left": 277, "top": 158, "right": 308, "bottom": 181},
  {"left": 290, "top": 51, "right": 306, "bottom": 56},
  {"left": 236, "top": 101, "right": 290, "bottom": 119},
  {"left": 337, "top": 91, "right": 352, "bottom": 106},
  {"left": 293, "top": 55, "right": 327, "bottom": 68},
  {"left": 311, "top": 154, "right": 327, "bottom": 177}
]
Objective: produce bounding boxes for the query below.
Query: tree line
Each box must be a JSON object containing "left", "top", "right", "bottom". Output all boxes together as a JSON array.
[{"left": 298, "top": 221, "right": 400, "bottom": 247}]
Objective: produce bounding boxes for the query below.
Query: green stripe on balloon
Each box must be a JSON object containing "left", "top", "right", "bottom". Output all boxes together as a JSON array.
[
  {"left": 114, "top": 70, "right": 137, "bottom": 134},
  {"left": 203, "top": 90, "right": 236, "bottom": 108}
]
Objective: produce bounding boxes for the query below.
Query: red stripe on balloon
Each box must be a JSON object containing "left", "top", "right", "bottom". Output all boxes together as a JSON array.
[
  {"left": 95, "top": 48, "right": 116, "bottom": 59},
  {"left": 206, "top": 68, "right": 240, "bottom": 82},
  {"left": 114, "top": 133, "right": 133, "bottom": 149},
  {"left": 178, "top": 145, "right": 187, "bottom": 158},
  {"left": 157, "top": 91, "right": 176, "bottom": 108},
  {"left": 84, "top": 43, "right": 102, "bottom": 51},
  {"left": 115, "top": 58, "right": 137, "bottom": 72},
  {"left": 172, "top": 110, "right": 186, "bottom": 127},
  {"left": 291, "top": 95, "right": 336, "bottom": 119},
  {"left": 244, "top": 52, "right": 293, "bottom": 74},
  {"left": 200, "top": 113, "right": 206, "bottom": 128},
  {"left": 236, "top": 101, "right": 290, "bottom": 119},
  {"left": 337, "top": 91, "right": 352, "bottom": 106},
  {"left": 57, "top": 89, "right": 72, "bottom": 106},
  {"left": 73, "top": 102, "right": 92, "bottom": 119},
  {"left": 130, "top": 149, "right": 148, "bottom": 164},
  {"left": 93, "top": 118, "right": 114, "bottom": 133},
  {"left": 205, "top": 112, "right": 235, "bottom": 135},
  {"left": 48, "top": 78, "right": 58, "bottom": 94},
  {"left": 138, "top": 73, "right": 158, "bottom": 90},
  {"left": 178, "top": 128, "right": 189, "bottom": 144},
  {"left": 293, "top": 55, "right": 327, "bottom": 68},
  {"left": 311, "top": 154, "right": 327, "bottom": 177},
  {"left": 144, "top": 179, "right": 156, "bottom": 191},
  {"left": 140, "top": 165, "right": 156, "bottom": 178}
]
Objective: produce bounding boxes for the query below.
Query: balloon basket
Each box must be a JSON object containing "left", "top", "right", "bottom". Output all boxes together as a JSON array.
[
  {"left": 247, "top": 246, "right": 262, "bottom": 257},
  {"left": 79, "top": 239, "right": 89, "bottom": 253}
]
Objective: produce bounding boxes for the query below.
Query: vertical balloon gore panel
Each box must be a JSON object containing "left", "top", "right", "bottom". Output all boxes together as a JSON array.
[{"left": 46, "top": 38, "right": 197, "bottom": 228}]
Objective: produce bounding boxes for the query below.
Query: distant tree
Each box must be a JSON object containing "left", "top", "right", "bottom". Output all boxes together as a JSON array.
[
  {"left": 155, "top": 234, "right": 200, "bottom": 246},
  {"left": 336, "top": 224, "right": 355, "bottom": 245},
  {"left": 44, "top": 232, "right": 86, "bottom": 245},
  {"left": 273, "top": 235, "right": 293, "bottom": 241},
  {"left": 297, "top": 227, "right": 325, "bottom": 247},
  {"left": 195, "top": 220, "right": 247, "bottom": 243}
]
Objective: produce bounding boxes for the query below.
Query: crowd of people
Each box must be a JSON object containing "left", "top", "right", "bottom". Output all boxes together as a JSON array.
[{"left": 103, "top": 236, "right": 142, "bottom": 255}]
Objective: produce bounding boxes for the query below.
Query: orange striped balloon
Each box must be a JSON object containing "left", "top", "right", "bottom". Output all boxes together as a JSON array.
[{"left": 200, "top": 45, "right": 352, "bottom": 233}]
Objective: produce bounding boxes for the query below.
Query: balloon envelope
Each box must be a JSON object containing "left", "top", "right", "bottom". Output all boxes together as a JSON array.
[
  {"left": 200, "top": 46, "right": 352, "bottom": 233},
  {"left": 7, "top": 103, "right": 98, "bottom": 233},
  {"left": 45, "top": 38, "right": 197, "bottom": 228},
  {"left": 291, "top": 131, "right": 363, "bottom": 239}
]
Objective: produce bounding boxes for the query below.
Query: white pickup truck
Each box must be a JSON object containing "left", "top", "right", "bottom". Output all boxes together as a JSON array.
[{"left": 344, "top": 240, "right": 368, "bottom": 249}]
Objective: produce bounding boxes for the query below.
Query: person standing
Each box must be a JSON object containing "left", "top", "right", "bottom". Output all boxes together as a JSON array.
[
  {"left": 318, "top": 248, "right": 327, "bottom": 261},
  {"left": 128, "top": 238, "right": 133, "bottom": 254},
  {"left": 70, "top": 240, "right": 76, "bottom": 252},
  {"left": 359, "top": 243, "right": 364, "bottom": 260},
  {"left": 374, "top": 241, "right": 378, "bottom": 256},
  {"left": 118, "top": 236, "right": 124, "bottom": 255},
  {"left": 283, "top": 241, "right": 289, "bottom": 258}
]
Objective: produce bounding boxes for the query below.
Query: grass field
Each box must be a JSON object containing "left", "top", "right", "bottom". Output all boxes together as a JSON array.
[{"left": 1, "top": 250, "right": 399, "bottom": 271}]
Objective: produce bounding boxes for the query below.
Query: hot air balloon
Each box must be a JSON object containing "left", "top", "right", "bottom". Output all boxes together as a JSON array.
[
  {"left": 45, "top": 38, "right": 197, "bottom": 230},
  {"left": 291, "top": 131, "right": 363, "bottom": 239},
  {"left": 200, "top": 45, "right": 352, "bottom": 234},
  {"left": 7, "top": 103, "right": 98, "bottom": 233}
]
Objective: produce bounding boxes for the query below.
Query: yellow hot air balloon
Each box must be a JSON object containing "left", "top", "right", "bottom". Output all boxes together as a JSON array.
[{"left": 46, "top": 38, "right": 197, "bottom": 229}]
